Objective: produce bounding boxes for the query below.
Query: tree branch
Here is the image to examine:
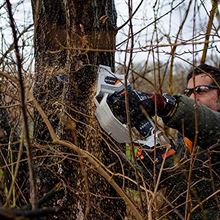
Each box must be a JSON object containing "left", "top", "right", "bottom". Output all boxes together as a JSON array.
[{"left": 30, "top": 92, "right": 144, "bottom": 220}]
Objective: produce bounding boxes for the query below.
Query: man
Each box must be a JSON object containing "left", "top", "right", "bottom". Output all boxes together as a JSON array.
[
  {"left": 142, "top": 63, "right": 220, "bottom": 219},
  {"left": 163, "top": 64, "right": 220, "bottom": 149},
  {"left": 107, "top": 63, "right": 220, "bottom": 219},
  {"left": 158, "top": 64, "right": 220, "bottom": 219}
]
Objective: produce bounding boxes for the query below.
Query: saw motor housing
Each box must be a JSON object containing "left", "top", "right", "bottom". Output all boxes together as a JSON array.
[
  {"left": 94, "top": 65, "right": 176, "bottom": 162},
  {"left": 95, "top": 65, "right": 160, "bottom": 146}
]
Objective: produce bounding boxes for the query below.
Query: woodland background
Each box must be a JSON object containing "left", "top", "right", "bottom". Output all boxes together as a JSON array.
[{"left": 0, "top": 0, "right": 220, "bottom": 219}]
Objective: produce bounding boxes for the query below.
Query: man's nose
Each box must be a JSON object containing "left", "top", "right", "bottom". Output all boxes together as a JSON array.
[{"left": 189, "top": 92, "right": 196, "bottom": 100}]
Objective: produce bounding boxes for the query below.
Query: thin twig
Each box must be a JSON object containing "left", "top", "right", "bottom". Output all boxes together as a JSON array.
[
  {"left": 191, "top": 189, "right": 220, "bottom": 213},
  {"left": 201, "top": 0, "right": 219, "bottom": 64},
  {"left": 116, "top": 0, "right": 186, "bottom": 47},
  {"left": 5, "top": 0, "right": 37, "bottom": 209},
  {"left": 117, "top": 0, "right": 144, "bottom": 31},
  {"left": 0, "top": 207, "right": 59, "bottom": 218},
  {"left": 4, "top": 133, "right": 24, "bottom": 206},
  {"left": 0, "top": 24, "right": 33, "bottom": 65},
  {"left": 168, "top": 0, "right": 193, "bottom": 94}
]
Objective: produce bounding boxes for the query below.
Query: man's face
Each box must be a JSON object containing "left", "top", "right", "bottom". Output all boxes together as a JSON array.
[{"left": 186, "top": 74, "right": 220, "bottom": 111}]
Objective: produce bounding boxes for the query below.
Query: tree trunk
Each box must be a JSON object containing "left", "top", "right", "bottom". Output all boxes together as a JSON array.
[{"left": 32, "top": 0, "right": 125, "bottom": 219}]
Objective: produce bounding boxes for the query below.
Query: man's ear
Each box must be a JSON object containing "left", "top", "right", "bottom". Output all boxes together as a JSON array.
[
  {"left": 217, "top": 93, "right": 220, "bottom": 111},
  {"left": 218, "top": 90, "right": 220, "bottom": 99}
]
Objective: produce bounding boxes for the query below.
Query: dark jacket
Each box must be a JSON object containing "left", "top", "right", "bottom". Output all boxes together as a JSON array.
[
  {"left": 164, "top": 95, "right": 220, "bottom": 148},
  {"left": 161, "top": 95, "right": 220, "bottom": 220}
]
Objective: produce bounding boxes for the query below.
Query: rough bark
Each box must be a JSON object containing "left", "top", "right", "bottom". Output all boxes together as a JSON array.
[{"left": 31, "top": 0, "right": 125, "bottom": 219}]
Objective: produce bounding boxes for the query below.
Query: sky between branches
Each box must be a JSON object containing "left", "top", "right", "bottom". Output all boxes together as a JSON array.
[{"left": 0, "top": 0, "right": 220, "bottom": 72}]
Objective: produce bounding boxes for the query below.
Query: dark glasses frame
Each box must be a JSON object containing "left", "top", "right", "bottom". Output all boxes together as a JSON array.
[{"left": 184, "top": 84, "right": 219, "bottom": 97}]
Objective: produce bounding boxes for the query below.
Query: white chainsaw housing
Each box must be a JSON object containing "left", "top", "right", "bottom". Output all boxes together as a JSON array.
[
  {"left": 94, "top": 65, "right": 130, "bottom": 143},
  {"left": 94, "top": 65, "right": 162, "bottom": 148}
]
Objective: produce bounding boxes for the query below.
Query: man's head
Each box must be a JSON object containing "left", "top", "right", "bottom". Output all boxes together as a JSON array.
[{"left": 185, "top": 64, "right": 220, "bottom": 111}]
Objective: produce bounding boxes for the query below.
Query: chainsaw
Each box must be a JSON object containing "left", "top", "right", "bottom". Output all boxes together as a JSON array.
[{"left": 94, "top": 65, "right": 176, "bottom": 162}]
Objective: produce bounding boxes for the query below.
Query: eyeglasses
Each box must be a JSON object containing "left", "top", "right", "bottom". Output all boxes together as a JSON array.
[{"left": 184, "top": 84, "right": 219, "bottom": 97}]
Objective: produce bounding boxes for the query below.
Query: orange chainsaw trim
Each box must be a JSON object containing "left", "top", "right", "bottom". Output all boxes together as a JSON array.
[
  {"left": 161, "top": 148, "right": 176, "bottom": 159},
  {"left": 136, "top": 148, "right": 144, "bottom": 160},
  {"left": 184, "top": 137, "right": 193, "bottom": 152}
]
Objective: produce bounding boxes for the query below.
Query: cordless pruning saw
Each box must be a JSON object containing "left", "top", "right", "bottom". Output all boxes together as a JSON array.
[{"left": 94, "top": 65, "right": 176, "bottom": 162}]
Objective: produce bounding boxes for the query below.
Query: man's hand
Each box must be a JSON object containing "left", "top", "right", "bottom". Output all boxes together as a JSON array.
[{"left": 107, "top": 89, "right": 177, "bottom": 121}]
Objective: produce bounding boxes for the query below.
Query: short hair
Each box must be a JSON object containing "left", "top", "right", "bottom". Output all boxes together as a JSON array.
[{"left": 187, "top": 64, "right": 220, "bottom": 86}]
